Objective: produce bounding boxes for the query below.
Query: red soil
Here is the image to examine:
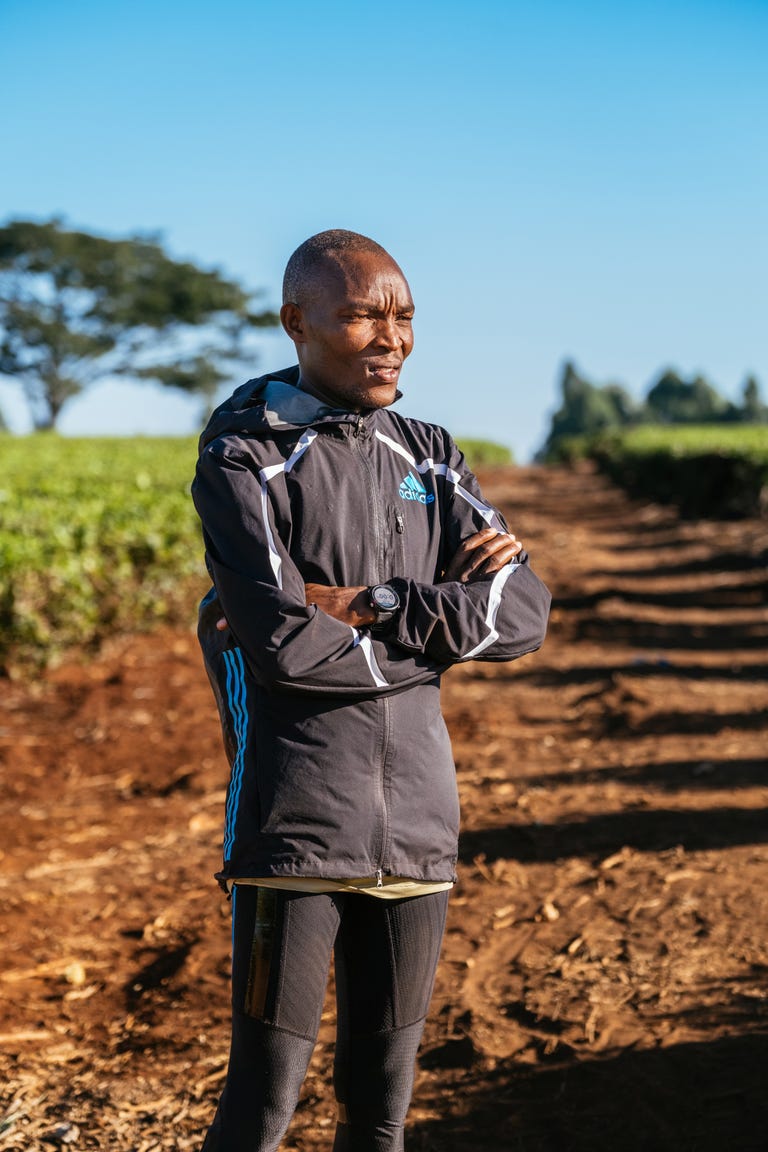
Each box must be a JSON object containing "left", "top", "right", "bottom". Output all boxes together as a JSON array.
[{"left": 1, "top": 464, "right": 766, "bottom": 1151}]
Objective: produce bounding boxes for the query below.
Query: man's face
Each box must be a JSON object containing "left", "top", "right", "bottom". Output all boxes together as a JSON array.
[{"left": 281, "top": 250, "right": 415, "bottom": 412}]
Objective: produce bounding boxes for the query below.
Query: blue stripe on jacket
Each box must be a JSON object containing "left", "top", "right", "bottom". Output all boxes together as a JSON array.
[{"left": 222, "top": 647, "right": 248, "bottom": 860}]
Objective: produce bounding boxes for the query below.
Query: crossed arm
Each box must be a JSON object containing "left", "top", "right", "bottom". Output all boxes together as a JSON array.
[{"left": 217, "top": 527, "right": 523, "bottom": 631}]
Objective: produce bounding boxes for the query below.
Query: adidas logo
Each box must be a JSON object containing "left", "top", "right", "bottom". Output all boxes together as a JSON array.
[{"left": 399, "top": 471, "right": 435, "bottom": 505}]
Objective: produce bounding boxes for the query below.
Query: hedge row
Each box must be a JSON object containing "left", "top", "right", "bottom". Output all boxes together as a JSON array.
[{"left": 587, "top": 426, "right": 768, "bottom": 518}]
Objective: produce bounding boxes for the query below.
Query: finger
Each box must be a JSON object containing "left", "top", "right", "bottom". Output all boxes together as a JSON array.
[
  {"left": 461, "top": 533, "right": 519, "bottom": 577},
  {"left": 453, "top": 527, "right": 499, "bottom": 557},
  {"left": 442, "top": 529, "right": 500, "bottom": 580},
  {"left": 216, "top": 616, "right": 228, "bottom": 631},
  {"left": 465, "top": 526, "right": 499, "bottom": 546},
  {"left": 481, "top": 533, "right": 521, "bottom": 556},
  {"left": 476, "top": 540, "right": 523, "bottom": 575}
]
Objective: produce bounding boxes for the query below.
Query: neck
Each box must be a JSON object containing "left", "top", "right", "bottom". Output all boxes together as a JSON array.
[{"left": 297, "top": 375, "right": 357, "bottom": 412}]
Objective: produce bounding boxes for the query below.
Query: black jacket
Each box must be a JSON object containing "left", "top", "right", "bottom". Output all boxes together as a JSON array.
[{"left": 192, "top": 367, "right": 551, "bottom": 886}]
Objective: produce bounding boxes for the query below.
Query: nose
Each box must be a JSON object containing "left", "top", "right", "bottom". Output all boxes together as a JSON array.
[{"left": 374, "top": 314, "right": 403, "bottom": 351}]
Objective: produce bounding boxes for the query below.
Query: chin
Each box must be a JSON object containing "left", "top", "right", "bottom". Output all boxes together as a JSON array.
[
  {"left": 364, "top": 390, "right": 398, "bottom": 410},
  {"left": 360, "top": 379, "right": 400, "bottom": 408}
]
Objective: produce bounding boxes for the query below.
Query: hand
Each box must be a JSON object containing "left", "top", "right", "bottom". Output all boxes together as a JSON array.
[
  {"left": 304, "top": 583, "right": 375, "bottom": 627},
  {"left": 442, "top": 527, "right": 523, "bottom": 585},
  {"left": 215, "top": 583, "right": 375, "bottom": 633}
]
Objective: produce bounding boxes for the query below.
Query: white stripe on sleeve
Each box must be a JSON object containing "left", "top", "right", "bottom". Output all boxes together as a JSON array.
[
  {"left": 460, "top": 561, "right": 520, "bottom": 659},
  {"left": 350, "top": 628, "right": 389, "bottom": 688},
  {"left": 258, "top": 430, "right": 319, "bottom": 588}
]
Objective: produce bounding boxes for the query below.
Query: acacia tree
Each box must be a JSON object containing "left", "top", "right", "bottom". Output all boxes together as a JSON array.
[{"left": 0, "top": 219, "right": 279, "bottom": 429}]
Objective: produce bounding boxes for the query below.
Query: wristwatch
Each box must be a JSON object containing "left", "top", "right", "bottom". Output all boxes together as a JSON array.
[{"left": 368, "top": 584, "right": 401, "bottom": 628}]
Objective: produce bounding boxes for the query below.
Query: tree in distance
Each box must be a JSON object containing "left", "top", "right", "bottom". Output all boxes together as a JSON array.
[
  {"left": 738, "top": 375, "right": 767, "bottom": 423},
  {"left": 645, "top": 369, "right": 728, "bottom": 424},
  {"left": 539, "top": 360, "right": 640, "bottom": 459},
  {"left": 0, "top": 219, "right": 279, "bottom": 429},
  {"left": 540, "top": 361, "right": 767, "bottom": 459}
]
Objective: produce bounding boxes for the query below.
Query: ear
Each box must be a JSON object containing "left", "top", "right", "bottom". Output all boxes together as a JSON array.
[{"left": 280, "top": 301, "right": 307, "bottom": 344}]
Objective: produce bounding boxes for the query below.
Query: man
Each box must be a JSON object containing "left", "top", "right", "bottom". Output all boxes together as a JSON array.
[{"left": 192, "top": 230, "right": 551, "bottom": 1151}]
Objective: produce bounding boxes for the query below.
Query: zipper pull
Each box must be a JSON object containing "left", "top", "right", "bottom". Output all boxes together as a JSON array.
[
  {"left": 354, "top": 415, "right": 365, "bottom": 438},
  {"left": 376, "top": 869, "right": 383, "bottom": 888},
  {"left": 395, "top": 511, "right": 405, "bottom": 534}
]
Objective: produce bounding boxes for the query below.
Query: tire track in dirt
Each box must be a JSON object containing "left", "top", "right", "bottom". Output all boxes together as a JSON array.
[{"left": 0, "top": 464, "right": 766, "bottom": 1151}]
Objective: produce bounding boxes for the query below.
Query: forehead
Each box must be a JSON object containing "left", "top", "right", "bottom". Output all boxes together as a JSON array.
[{"left": 314, "top": 251, "right": 413, "bottom": 308}]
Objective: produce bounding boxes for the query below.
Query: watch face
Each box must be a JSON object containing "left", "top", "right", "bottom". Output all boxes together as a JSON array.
[{"left": 372, "top": 585, "right": 399, "bottom": 611}]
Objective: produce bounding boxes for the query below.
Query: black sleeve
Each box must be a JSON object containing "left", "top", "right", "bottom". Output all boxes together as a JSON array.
[{"left": 384, "top": 436, "right": 551, "bottom": 663}]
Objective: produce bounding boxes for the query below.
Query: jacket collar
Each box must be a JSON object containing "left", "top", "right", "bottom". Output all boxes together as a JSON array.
[{"left": 199, "top": 365, "right": 401, "bottom": 449}]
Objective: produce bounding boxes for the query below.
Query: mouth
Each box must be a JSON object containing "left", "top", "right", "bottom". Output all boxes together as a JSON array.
[{"left": 365, "top": 361, "right": 402, "bottom": 383}]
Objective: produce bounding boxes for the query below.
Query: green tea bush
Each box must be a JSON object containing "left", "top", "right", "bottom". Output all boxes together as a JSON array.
[
  {"left": 456, "top": 439, "right": 514, "bottom": 467},
  {"left": 589, "top": 425, "right": 768, "bottom": 518},
  {"left": 0, "top": 436, "right": 205, "bottom": 672}
]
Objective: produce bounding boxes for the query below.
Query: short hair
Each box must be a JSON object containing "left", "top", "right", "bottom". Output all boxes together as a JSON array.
[{"left": 282, "top": 229, "right": 392, "bottom": 305}]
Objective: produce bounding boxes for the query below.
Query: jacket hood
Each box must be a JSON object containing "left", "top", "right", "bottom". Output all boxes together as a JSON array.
[{"left": 199, "top": 365, "right": 402, "bottom": 451}]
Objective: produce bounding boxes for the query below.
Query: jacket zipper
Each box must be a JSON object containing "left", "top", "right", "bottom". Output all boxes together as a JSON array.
[
  {"left": 350, "top": 418, "right": 390, "bottom": 879},
  {"left": 351, "top": 419, "right": 383, "bottom": 570},
  {"left": 376, "top": 694, "right": 392, "bottom": 878}
]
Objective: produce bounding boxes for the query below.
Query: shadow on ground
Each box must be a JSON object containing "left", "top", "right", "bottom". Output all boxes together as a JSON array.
[
  {"left": 412, "top": 1028, "right": 768, "bottom": 1152},
  {"left": 459, "top": 805, "right": 768, "bottom": 863}
]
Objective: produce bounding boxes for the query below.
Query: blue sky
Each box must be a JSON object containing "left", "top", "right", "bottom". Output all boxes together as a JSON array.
[{"left": 1, "top": 0, "right": 766, "bottom": 459}]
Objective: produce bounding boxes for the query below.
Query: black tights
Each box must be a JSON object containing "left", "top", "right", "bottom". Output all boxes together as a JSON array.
[{"left": 201, "top": 885, "right": 449, "bottom": 1152}]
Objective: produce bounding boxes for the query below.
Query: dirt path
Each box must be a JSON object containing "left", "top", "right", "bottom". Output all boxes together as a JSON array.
[{"left": 1, "top": 464, "right": 766, "bottom": 1151}]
